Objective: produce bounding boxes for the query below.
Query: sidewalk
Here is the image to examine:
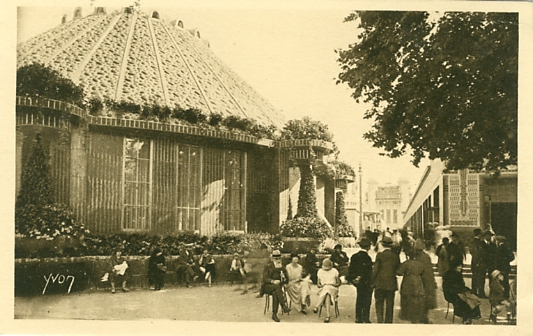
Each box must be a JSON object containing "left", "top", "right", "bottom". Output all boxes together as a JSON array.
[{"left": 15, "top": 278, "right": 512, "bottom": 325}]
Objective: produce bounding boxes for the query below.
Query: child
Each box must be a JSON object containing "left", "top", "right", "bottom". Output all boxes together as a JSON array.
[
  {"left": 489, "top": 270, "right": 512, "bottom": 323},
  {"left": 313, "top": 258, "right": 341, "bottom": 323},
  {"left": 230, "top": 252, "right": 248, "bottom": 294}
]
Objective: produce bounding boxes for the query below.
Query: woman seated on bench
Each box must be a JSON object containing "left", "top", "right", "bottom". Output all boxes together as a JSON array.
[
  {"left": 109, "top": 247, "right": 130, "bottom": 294},
  {"left": 199, "top": 249, "right": 216, "bottom": 287},
  {"left": 313, "top": 258, "right": 341, "bottom": 323}
]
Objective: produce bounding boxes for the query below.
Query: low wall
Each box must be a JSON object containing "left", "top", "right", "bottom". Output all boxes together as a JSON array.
[{"left": 15, "top": 253, "right": 330, "bottom": 297}]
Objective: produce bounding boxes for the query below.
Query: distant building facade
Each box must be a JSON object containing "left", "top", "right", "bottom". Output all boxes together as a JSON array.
[
  {"left": 366, "top": 180, "right": 411, "bottom": 231},
  {"left": 344, "top": 177, "right": 411, "bottom": 236}
]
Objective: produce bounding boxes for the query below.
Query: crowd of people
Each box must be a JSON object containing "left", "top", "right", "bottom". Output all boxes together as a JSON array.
[
  {"left": 103, "top": 225, "right": 515, "bottom": 324},
  {"left": 436, "top": 226, "right": 516, "bottom": 323}
]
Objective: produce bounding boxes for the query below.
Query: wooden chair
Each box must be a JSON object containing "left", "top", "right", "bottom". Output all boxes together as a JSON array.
[
  {"left": 264, "top": 288, "right": 289, "bottom": 315},
  {"left": 445, "top": 301, "right": 455, "bottom": 323},
  {"left": 318, "top": 293, "right": 340, "bottom": 318}
]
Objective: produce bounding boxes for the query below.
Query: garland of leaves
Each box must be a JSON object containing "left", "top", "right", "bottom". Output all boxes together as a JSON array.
[{"left": 85, "top": 97, "right": 279, "bottom": 139}]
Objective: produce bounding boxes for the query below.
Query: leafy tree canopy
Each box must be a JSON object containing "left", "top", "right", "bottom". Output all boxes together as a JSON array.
[
  {"left": 17, "top": 63, "right": 85, "bottom": 107},
  {"left": 337, "top": 11, "right": 517, "bottom": 171}
]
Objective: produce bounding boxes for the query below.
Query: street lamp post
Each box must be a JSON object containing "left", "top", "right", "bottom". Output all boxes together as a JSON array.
[{"left": 359, "top": 164, "right": 363, "bottom": 238}]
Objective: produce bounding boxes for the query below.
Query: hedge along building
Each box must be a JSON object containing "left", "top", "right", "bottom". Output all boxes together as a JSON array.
[
  {"left": 16, "top": 7, "right": 337, "bottom": 236},
  {"left": 402, "top": 159, "right": 518, "bottom": 250}
]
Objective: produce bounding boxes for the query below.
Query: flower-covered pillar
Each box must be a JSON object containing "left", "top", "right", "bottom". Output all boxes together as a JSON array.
[
  {"left": 287, "top": 139, "right": 334, "bottom": 219},
  {"left": 279, "top": 139, "right": 335, "bottom": 243}
]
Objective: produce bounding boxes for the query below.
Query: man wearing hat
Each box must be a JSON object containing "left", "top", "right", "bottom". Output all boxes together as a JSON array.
[
  {"left": 261, "top": 250, "right": 291, "bottom": 322},
  {"left": 483, "top": 228, "right": 497, "bottom": 277},
  {"left": 177, "top": 245, "right": 198, "bottom": 288},
  {"left": 494, "top": 235, "right": 515, "bottom": 299},
  {"left": 371, "top": 236, "right": 400, "bottom": 323},
  {"left": 347, "top": 237, "right": 374, "bottom": 323},
  {"left": 447, "top": 232, "right": 465, "bottom": 266},
  {"left": 470, "top": 228, "right": 488, "bottom": 298}
]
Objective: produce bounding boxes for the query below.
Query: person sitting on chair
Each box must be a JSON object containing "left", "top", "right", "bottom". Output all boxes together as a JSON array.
[
  {"left": 285, "top": 253, "right": 311, "bottom": 314},
  {"left": 442, "top": 259, "right": 482, "bottom": 324},
  {"left": 148, "top": 247, "right": 166, "bottom": 291},
  {"left": 313, "top": 258, "right": 341, "bottom": 323},
  {"left": 199, "top": 249, "right": 216, "bottom": 288},
  {"left": 330, "top": 244, "right": 349, "bottom": 279},
  {"left": 261, "top": 250, "right": 291, "bottom": 322},
  {"left": 230, "top": 252, "right": 248, "bottom": 294},
  {"left": 177, "top": 245, "right": 198, "bottom": 288},
  {"left": 109, "top": 247, "right": 130, "bottom": 294},
  {"left": 303, "top": 248, "right": 319, "bottom": 285},
  {"left": 489, "top": 270, "right": 513, "bottom": 323}
]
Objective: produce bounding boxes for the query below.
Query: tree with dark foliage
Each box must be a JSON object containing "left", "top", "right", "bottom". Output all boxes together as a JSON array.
[
  {"left": 16, "top": 133, "right": 53, "bottom": 210},
  {"left": 337, "top": 11, "right": 517, "bottom": 171}
]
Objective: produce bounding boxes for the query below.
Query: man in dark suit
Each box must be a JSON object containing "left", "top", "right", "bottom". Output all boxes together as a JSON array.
[
  {"left": 470, "top": 228, "right": 488, "bottom": 298},
  {"left": 261, "top": 250, "right": 291, "bottom": 322},
  {"left": 494, "top": 235, "right": 515, "bottom": 299},
  {"left": 483, "top": 229, "right": 497, "bottom": 277},
  {"left": 372, "top": 236, "right": 400, "bottom": 323},
  {"left": 447, "top": 232, "right": 465, "bottom": 266},
  {"left": 347, "top": 237, "right": 373, "bottom": 323},
  {"left": 177, "top": 245, "right": 198, "bottom": 288}
]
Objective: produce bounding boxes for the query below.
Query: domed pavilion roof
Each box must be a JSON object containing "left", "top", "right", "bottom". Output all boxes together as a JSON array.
[{"left": 17, "top": 7, "right": 284, "bottom": 127}]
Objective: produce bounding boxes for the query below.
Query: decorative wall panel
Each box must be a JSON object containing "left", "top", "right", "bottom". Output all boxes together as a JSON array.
[{"left": 448, "top": 169, "right": 479, "bottom": 227}]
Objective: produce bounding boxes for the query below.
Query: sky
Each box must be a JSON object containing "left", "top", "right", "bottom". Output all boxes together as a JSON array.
[{"left": 15, "top": 1, "right": 452, "bottom": 195}]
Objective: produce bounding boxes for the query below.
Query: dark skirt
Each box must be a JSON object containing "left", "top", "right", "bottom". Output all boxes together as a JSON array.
[{"left": 204, "top": 263, "right": 216, "bottom": 276}]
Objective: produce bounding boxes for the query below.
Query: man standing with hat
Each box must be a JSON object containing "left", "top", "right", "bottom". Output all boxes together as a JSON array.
[
  {"left": 470, "top": 228, "right": 488, "bottom": 298},
  {"left": 261, "top": 250, "right": 291, "bottom": 322},
  {"left": 371, "top": 236, "right": 400, "bottom": 323},
  {"left": 347, "top": 237, "right": 374, "bottom": 323},
  {"left": 447, "top": 232, "right": 465, "bottom": 266},
  {"left": 483, "top": 228, "right": 497, "bottom": 278}
]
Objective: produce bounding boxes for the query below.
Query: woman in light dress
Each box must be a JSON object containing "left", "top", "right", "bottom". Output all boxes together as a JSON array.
[
  {"left": 285, "top": 253, "right": 311, "bottom": 314},
  {"left": 313, "top": 258, "right": 341, "bottom": 323}
]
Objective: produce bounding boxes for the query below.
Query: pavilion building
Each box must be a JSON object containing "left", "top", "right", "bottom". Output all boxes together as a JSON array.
[{"left": 16, "top": 7, "right": 337, "bottom": 236}]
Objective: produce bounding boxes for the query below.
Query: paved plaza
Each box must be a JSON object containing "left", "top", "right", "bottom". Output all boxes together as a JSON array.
[{"left": 14, "top": 276, "right": 513, "bottom": 325}]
